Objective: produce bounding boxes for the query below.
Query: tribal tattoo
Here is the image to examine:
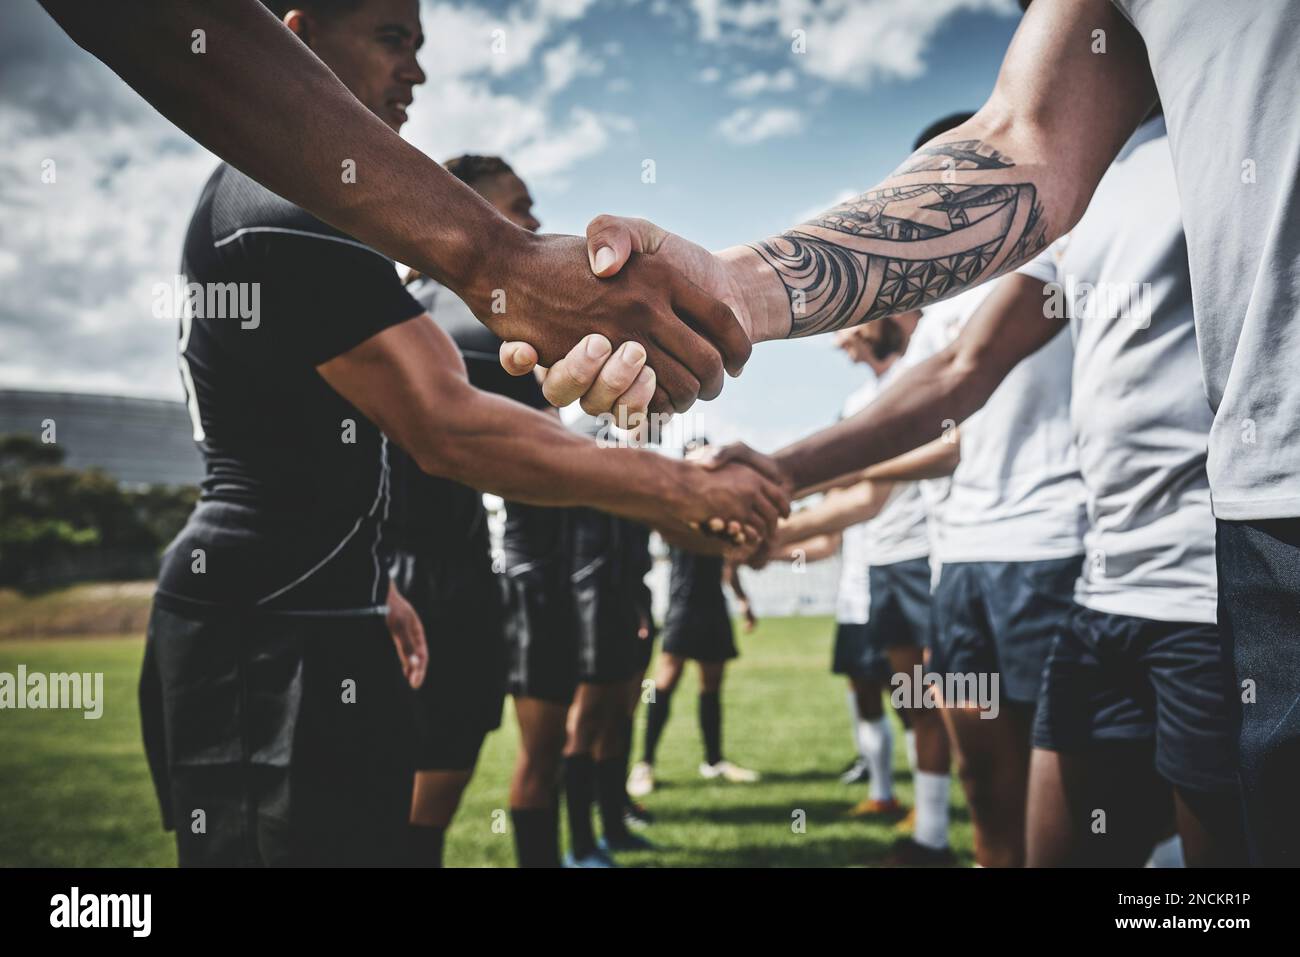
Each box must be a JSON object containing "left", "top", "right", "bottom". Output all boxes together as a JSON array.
[{"left": 750, "top": 141, "right": 1048, "bottom": 337}]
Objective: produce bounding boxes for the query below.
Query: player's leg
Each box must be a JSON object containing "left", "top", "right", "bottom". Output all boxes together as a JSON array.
[
  {"left": 621, "top": 675, "right": 655, "bottom": 824},
  {"left": 594, "top": 680, "right": 653, "bottom": 852},
  {"left": 637, "top": 651, "right": 685, "bottom": 787},
  {"left": 831, "top": 622, "right": 874, "bottom": 782},
  {"left": 846, "top": 673, "right": 899, "bottom": 815},
  {"left": 409, "top": 769, "right": 475, "bottom": 866},
  {"left": 1143, "top": 619, "right": 1247, "bottom": 866},
  {"left": 510, "top": 696, "right": 569, "bottom": 867},
  {"left": 1026, "top": 742, "right": 1170, "bottom": 867},
  {"left": 564, "top": 681, "right": 618, "bottom": 865},
  {"left": 944, "top": 701, "right": 1033, "bottom": 867},
  {"left": 965, "top": 557, "right": 1080, "bottom": 867},
  {"left": 696, "top": 660, "right": 759, "bottom": 783},
  {"left": 1028, "top": 606, "right": 1174, "bottom": 866},
  {"left": 886, "top": 643, "right": 951, "bottom": 855}
]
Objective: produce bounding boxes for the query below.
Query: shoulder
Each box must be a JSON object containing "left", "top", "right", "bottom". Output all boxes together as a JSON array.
[{"left": 203, "top": 164, "right": 389, "bottom": 263}]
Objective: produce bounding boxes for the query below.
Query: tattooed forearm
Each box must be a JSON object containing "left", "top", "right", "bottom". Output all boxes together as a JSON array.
[{"left": 749, "top": 141, "right": 1048, "bottom": 337}]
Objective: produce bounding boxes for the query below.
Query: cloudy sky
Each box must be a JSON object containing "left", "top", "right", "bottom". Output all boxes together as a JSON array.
[{"left": 0, "top": 0, "right": 1021, "bottom": 452}]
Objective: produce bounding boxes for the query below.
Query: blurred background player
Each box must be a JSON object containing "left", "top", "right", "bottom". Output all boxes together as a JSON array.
[{"left": 629, "top": 439, "right": 760, "bottom": 799}]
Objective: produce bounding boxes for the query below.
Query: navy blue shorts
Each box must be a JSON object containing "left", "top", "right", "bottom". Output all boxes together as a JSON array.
[
  {"left": 864, "top": 557, "right": 932, "bottom": 656},
  {"left": 1216, "top": 517, "right": 1300, "bottom": 865},
  {"left": 931, "top": 555, "right": 1081, "bottom": 705},
  {"left": 1032, "top": 603, "right": 1236, "bottom": 795},
  {"left": 831, "top": 622, "right": 887, "bottom": 679}
]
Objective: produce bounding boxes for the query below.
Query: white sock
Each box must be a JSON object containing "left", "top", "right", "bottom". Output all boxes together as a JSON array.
[
  {"left": 847, "top": 689, "right": 868, "bottom": 760},
  {"left": 861, "top": 717, "right": 894, "bottom": 801},
  {"left": 1146, "top": 834, "right": 1185, "bottom": 868},
  {"left": 905, "top": 730, "right": 918, "bottom": 774},
  {"left": 913, "top": 770, "right": 951, "bottom": 850}
]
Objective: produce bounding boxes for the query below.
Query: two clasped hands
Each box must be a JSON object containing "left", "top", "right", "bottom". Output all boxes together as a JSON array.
[{"left": 485, "top": 213, "right": 801, "bottom": 561}]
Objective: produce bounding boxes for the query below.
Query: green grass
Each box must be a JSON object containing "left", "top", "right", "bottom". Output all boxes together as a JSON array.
[{"left": 0, "top": 618, "right": 973, "bottom": 867}]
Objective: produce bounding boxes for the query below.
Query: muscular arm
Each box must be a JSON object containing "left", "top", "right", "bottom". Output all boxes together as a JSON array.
[
  {"left": 318, "top": 318, "right": 785, "bottom": 544},
  {"left": 775, "top": 481, "right": 896, "bottom": 547},
  {"left": 775, "top": 273, "right": 1065, "bottom": 490},
  {"left": 796, "top": 436, "right": 959, "bottom": 497},
  {"left": 37, "top": 0, "right": 750, "bottom": 406},
  {"left": 699, "top": 0, "right": 1153, "bottom": 342},
  {"left": 773, "top": 533, "right": 841, "bottom": 565}
]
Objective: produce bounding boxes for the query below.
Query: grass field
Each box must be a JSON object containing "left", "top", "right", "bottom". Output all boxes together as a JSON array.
[{"left": 0, "top": 617, "right": 973, "bottom": 867}]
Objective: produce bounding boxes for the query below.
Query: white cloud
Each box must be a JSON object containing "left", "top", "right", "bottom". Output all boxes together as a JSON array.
[
  {"left": 541, "top": 37, "right": 604, "bottom": 93},
  {"left": 717, "top": 106, "right": 805, "bottom": 145},
  {"left": 684, "top": 0, "right": 1018, "bottom": 89},
  {"left": 727, "top": 67, "right": 797, "bottom": 97},
  {"left": 697, "top": 66, "right": 723, "bottom": 84}
]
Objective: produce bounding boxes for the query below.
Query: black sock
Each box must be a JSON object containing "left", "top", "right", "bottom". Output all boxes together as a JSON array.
[
  {"left": 564, "top": 753, "right": 597, "bottom": 858},
  {"left": 407, "top": 824, "right": 445, "bottom": 867},
  {"left": 643, "top": 688, "right": 673, "bottom": 765},
  {"left": 699, "top": 691, "right": 723, "bottom": 766},
  {"left": 596, "top": 756, "right": 632, "bottom": 842},
  {"left": 511, "top": 804, "right": 560, "bottom": 868}
]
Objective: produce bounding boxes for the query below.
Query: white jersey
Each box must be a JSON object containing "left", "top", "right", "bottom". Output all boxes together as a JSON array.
[
  {"left": 932, "top": 284, "right": 1087, "bottom": 563},
  {"left": 1113, "top": 0, "right": 1300, "bottom": 521},
  {"left": 895, "top": 307, "right": 964, "bottom": 586},
  {"left": 1017, "top": 116, "right": 1217, "bottom": 624},
  {"left": 834, "top": 378, "right": 877, "bottom": 625}
]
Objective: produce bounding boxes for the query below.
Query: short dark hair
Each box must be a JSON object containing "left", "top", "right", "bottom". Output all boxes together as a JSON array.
[
  {"left": 260, "top": 1, "right": 363, "bottom": 21},
  {"left": 443, "top": 155, "right": 517, "bottom": 189},
  {"left": 913, "top": 112, "right": 976, "bottom": 152}
]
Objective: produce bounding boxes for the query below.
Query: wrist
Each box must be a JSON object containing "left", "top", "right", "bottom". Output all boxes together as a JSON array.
[
  {"left": 460, "top": 221, "right": 536, "bottom": 327},
  {"left": 717, "top": 244, "right": 791, "bottom": 342}
]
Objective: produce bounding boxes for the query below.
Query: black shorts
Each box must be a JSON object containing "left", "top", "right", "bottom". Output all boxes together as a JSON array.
[
  {"left": 389, "top": 551, "right": 505, "bottom": 771},
  {"left": 570, "top": 508, "right": 644, "bottom": 684},
  {"left": 931, "top": 555, "right": 1081, "bottom": 705},
  {"left": 864, "top": 557, "right": 932, "bottom": 656},
  {"left": 502, "top": 554, "right": 578, "bottom": 706},
  {"left": 831, "top": 622, "right": 888, "bottom": 679},
  {"left": 1217, "top": 517, "right": 1300, "bottom": 865},
  {"left": 1032, "top": 603, "right": 1235, "bottom": 795},
  {"left": 139, "top": 601, "right": 416, "bottom": 866},
  {"left": 663, "top": 600, "right": 735, "bottom": 662}
]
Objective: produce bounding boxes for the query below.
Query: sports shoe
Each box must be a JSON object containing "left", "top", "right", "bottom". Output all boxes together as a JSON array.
[
  {"left": 896, "top": 808, "right": 917, "bottom": 834},
  {"left": 699, "top": 760, "right": 760, "bottom": 783},
  {"left": 623, "top": 799, "right": 654, "bottom": 830},
  {"left": 847, "top": 797, "right": 907, "bottom": 820},
  {"left": 627, "top": 761, "right": 655, "bottom": 798},
  {"left": 564, "top": 848, "right": 617, "bottom": 868},
  {"left": 839, "top": 758, "right": 871, "bottom": 784},
  {"left": 598, "top": 832, "right": 656, "bottom": 854},
  {"left": 881, "top": 837, "right": 957, "bottom": 868}
]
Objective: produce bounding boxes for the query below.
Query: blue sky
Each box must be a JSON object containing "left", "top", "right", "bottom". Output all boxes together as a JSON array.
[{"left": 0, "top": 0, "right": 1022, "bottom": 452}]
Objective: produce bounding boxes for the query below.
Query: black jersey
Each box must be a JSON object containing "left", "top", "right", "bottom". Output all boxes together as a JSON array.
[
  {"left": 156, "top": 163, "right": 423, "bottom": 615},
  {"left": 385, "top": 279, "right": 540, "bottom": 597},
  {"left": 665, "top": 547, "right": 727, "bottom": 622}
]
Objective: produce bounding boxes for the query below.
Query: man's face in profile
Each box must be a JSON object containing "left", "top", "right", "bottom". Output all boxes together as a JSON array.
[
  {"left": 475, "top": 173, "right": 542, "bottom": 233},
  {"left": 288, "top": 0, "right": 426, "bottom": 132}
]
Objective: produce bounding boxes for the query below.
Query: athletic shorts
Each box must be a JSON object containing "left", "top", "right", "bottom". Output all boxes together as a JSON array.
[
  {"left": 502, "top": 555, "right": 578, "bottom": 705},
  {"left": 831, "top": 622, "right": 888, "bottom": 680},
  {"left": 1033, "top": 603, "right": 1236, "bottom": 795},
  {"left": 139, "top": 601, "right": 416, "bottom": 866},
  {"left": 389, "top": 551, "right": 505, "bottom": 771},
  {"left": 931, "top": 555, "right": 1082, "bottom": 705},
  {"left": 864, "top": 557, "right": 932, "bottom": 656},
  {"left": 570, "top": 507, "right": 644, "bottom": 685},
  {"left": 663, "top": 600, "right": 735, "bottom": 662},
  {"left": 1216, "top": 517, "right": 1300, "bottom": 865}
]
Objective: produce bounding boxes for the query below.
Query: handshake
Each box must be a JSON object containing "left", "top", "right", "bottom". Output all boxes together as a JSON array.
[{"left": 473, "top": 213, "right": 794, "bottom": 556}]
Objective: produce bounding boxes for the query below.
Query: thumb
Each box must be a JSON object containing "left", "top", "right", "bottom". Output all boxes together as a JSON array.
[
  {"left": 586, "top": 214, "right": 668, "bottom": 278},
  {"left": 499, "top": 340, "right": 539, "bottom": 377}
]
